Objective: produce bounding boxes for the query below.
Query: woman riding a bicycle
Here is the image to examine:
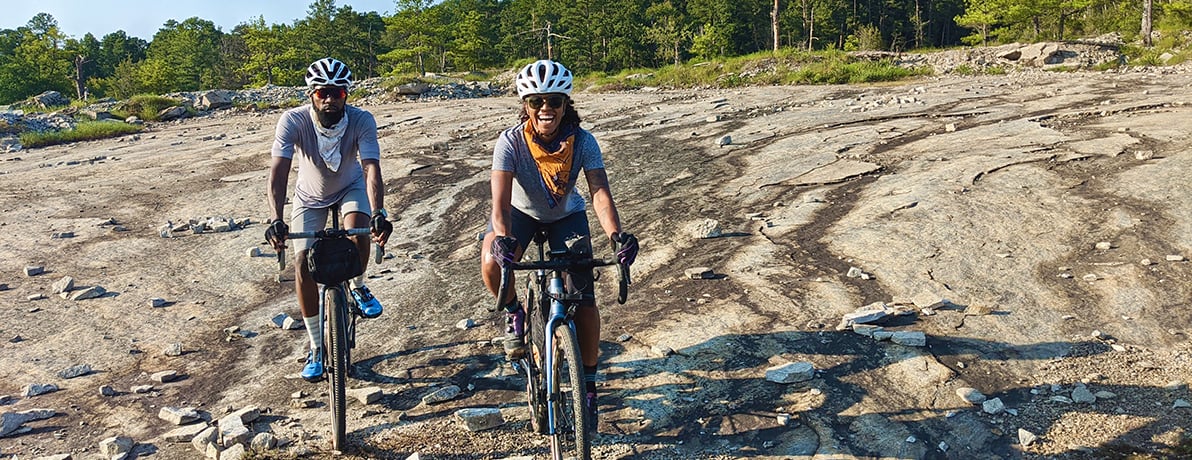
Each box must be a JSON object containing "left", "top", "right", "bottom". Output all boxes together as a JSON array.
[{"left": 480, "top": 59, "right": 639, "bottom": 426}]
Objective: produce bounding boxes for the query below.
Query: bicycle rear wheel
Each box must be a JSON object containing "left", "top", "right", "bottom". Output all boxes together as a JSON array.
[
  {"left": 550, "top": 323, "right": 591, "bottom": 460},
  {"left": 326, "top": 285, "right": 350, "bottom": 450}
]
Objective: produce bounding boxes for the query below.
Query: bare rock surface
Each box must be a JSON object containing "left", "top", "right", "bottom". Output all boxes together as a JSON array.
[{"left": 0, "top": 68, "right": 1191, "bottom": 459}]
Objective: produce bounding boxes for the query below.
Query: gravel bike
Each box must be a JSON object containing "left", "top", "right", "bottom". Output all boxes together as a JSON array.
[
  {"left": 497, "top": 231, "right": 630, "bottom": 460},
  {"left": 277, "top": 205, "right": 381, "bottom": 451}
]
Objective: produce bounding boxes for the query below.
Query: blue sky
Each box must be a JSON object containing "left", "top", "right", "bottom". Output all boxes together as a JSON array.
[{"left": 3, "top": 0, "right": 399, "bottom": 41}]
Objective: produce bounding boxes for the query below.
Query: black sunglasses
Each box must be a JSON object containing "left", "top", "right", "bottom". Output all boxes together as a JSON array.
[
  {"left": 313, "top": 87, "right": 347, "bottom": 100},
  {"left": 525, "top": 95, "right": 566, "bottom": 110}
]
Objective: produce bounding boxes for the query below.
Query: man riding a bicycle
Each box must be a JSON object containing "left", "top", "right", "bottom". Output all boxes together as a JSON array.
[
  {"left": 265, "top": 57, "right": 393, "bottom": 382},
  {"left": 480, "top": 59, "right": 639, "bottom": 424}
]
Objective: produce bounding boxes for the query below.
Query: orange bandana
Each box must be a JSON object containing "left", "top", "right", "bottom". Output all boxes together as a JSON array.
[{"left": 523, "top": 121, "right": 576, "bottom": 207}]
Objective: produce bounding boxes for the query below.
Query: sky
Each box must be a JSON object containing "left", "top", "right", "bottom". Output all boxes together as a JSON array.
[{"left": 2, "top": 0, "right": 399, "bottom": 41}]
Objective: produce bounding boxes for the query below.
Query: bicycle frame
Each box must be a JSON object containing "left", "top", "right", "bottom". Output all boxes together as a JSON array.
[
  {"left": 496, "top": 232, "right": 630, "bottom": 460},
  {"left": 276, "top": 206, "right": 380, "bottom": 451}
]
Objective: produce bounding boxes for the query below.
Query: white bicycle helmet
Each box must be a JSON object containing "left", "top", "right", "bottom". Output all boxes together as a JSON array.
[
  {"left": 515, "top": 60, "right": 572, "bottom": 98},
  {"left": 305, "top": 57, "right": 353, "bottom": 88}
]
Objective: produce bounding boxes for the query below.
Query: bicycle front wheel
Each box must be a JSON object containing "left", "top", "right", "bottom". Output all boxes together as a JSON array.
[
  {"left": 550, "top": 323, "right": 591, "bottom": 460},
  {"left": 326, "top": 285, "right": 350, "bottom": 451}
]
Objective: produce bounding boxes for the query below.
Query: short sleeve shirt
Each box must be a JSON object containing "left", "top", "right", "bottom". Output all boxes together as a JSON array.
[
  {"left": 271, "top": 104, "right": 381, "bottom": 208},
  {"left": 493, "top": 123, "right": 605, "bottom": 223}
]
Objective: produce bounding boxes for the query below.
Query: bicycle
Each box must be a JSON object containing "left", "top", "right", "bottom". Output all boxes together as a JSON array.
[
  {"left": 276, "top": 204, "right": 381, "bottom": 451},
  {"left": 497, "top": 231, "right": 630, "bottom": 460}
]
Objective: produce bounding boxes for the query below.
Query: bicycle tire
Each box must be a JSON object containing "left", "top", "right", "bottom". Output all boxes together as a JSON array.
[
  {"left": 522, "top": 286, "right": 549, "bottom": 434},
  {"left": 550, "top": 323, "right": 591, "bottom": 460},
  {"left": 326, "top": 285, "right": 350, "bottom": 451}
]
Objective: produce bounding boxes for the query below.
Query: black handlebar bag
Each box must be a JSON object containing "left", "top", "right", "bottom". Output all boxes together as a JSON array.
[{"left": 307, "top": 237, "right": 363, "bottom": 285}]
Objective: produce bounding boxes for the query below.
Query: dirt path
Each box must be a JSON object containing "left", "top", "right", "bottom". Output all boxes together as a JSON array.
[{"left": 1, "top": 69, "right": 1190, "bottom": 459}]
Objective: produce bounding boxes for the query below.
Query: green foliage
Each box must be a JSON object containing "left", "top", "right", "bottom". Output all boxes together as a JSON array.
[
  {"left": 110, "top": 94, "right": 183, "bottom": 121},
  {"left": 0, "top": 0, "right": 1184, "bottom": 104},
  {"left": 19, "top": 120, "right": 142, "bottom": 148},
  {"left": 851, "top": 25, "right": 885, "bottom": 51}
]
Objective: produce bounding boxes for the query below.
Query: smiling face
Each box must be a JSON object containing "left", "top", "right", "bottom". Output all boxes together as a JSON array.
[{"left": 524, "top": 93, "right": 569, "bottom": 140}]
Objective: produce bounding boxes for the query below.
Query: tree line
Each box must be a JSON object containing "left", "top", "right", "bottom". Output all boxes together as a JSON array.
[{"left": 1, "top": 0, "right": 1187, "bottom": 105}]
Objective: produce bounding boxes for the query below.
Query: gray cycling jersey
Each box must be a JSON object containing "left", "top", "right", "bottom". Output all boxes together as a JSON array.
[
  {"left": 493, "top": 123, "right": 605, "bottom": 223},
  {"left": 271, "top": 104, "right": 381, "bottom": 208}
]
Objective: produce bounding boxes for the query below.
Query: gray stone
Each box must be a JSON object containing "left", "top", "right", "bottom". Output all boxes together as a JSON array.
[
  {"left": 246, "top": 247, "right": 261, "bottom": 257},
  {"left": 56, "top": 364, "right": 92, "bottom": 379},
  {"left": 422, "top": 385, "right": 462, "bottom": 404},
  {"left": 131, "top": 384, "right": 155, "bottom": 393},
  {"left": 455, "top": 407, "right": 505, "bottom": 431},
  {"left": 982, "top": 397, "right": 1006, "bottom": 414},
  {"left": 1019, "top": 428, "right": 1038, "bottom": 446},
  {"left": 99, "top": 385, "right": 117, "bottom": 396},
  {"left": 1, "top": 409, "right": 56, "bottom": 438},
  {"left": 1071, "top": 384, "right": 1096, "bottom": 404},
  {"left": 224, "top": 406, "right": 261, "bottom": 425},
  {"left": 221, "top": 443, "right": 246, "bottom": 460},
  {"left": 347, "top": 386, "right": 384, "bottom": 404},
  {"left": 842, "top": 302, "right": 892, "bottom": 326},
  {"left": 29, "top": 455, "right": 71, "bottom": 460},
  {"left": 98, "top": 436, "right": 135, "bottom": 457},
  {"left": 1173, "top": 399, "right": 1191, "bottom": 408},
  {"left": 158, "top": 406, "right": 201, "bottom": 425},
  {"left": 162, "top": 423, "right": 209, "bottom": 442},
  {"left": 22, "top": 383, "right": 58, "bottom": 397},
  {"left": 191, "top": 426, "right": 218, "bottom": 453},
  {"left": 250, "top": 432, "right": 278, "bottom": 450},
  {"left": 157, "top": 106, "right": 187, "bottom": 122},
  {"left": 149, "top": 298, "right": 167, "bottom": 307},
  {"left": 890, "top": 331, "right": 927, "bottom": 347},
  {"left": 691, "top": 219, "right": 722, "bottom": 239},
  {"left": 163, "top": 343, "right": 183, "bottom": 356},
  {"left": 765, "top": 362, "right": 815, "bottom": 384},
  {"left": 1166, "top": 254, "right": 1187, "bottom": 262},
  {"left": 956, "top": 387, "right": 987, "bottom": 404},
  {"left": 152, "top": 370, "right": 181, "bottom": 383},
  {"left": 456, "top": 318, "right": 474, "bottom": 330},
  {"left": 220, "top": 424, "right": 251, "bottom": 448},
  {"left": 24, "top": 266, "right": 44, "bottom": 276},
  {"left": 51, "top": 276, "right": 74, "bottom": 293},
  {"left": 684, "top": 267, "right": 715, "bottom": 279},
  {"left": 69, "top": 285, "right": 105, "bottom": 300}
]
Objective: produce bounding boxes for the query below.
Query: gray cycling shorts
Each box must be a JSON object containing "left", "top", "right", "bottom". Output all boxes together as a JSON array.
[
  {"left": 290, "top": 185, "right": 369, "bottom": 253},
  {"left": 489, "top": 208, "right": 597, "bottom": 300}
]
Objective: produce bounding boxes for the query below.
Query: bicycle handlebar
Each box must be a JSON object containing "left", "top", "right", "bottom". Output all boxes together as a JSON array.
[
  {"left": 276, "top": 227, "right": 379, "bottom": 272},
  {"left": 495, "top": 247, "right": 632, "bottom": 311}
]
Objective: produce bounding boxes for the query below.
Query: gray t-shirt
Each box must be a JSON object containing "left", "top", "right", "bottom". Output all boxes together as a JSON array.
[
  {"left": 493, "top": 123, "right": 605, "bottom": 223},
  {"left": 271, "top": 104, "right": 381, "bottom": 208}
]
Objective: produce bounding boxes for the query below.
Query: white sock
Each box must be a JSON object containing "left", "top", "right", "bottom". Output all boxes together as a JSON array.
[
  {"left": 350, "top": 276, "right": 366, "bottom": 290},
  {"left": 304, "top": 315, "right": 323, "bottom": 352}
]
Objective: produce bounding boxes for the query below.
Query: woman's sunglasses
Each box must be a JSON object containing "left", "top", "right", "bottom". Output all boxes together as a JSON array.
[
  {"left": 313, "top": 87, "right": 347, "bottom": 100},
  {"left": 525, "top": 95, "right": 566, "bottom": 110}
]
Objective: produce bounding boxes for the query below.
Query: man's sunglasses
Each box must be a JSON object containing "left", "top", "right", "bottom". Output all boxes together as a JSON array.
[
  {"left": 313, "top": 87, "right": 347, "bottom": 100},
  {"left": 525, "top": 95, "right": 566, "bottom": 110}
]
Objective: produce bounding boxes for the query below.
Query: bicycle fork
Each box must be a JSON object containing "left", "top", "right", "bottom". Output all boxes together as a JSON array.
[{"left": 542, "top": 274, "right": 577, "bottom": 436}]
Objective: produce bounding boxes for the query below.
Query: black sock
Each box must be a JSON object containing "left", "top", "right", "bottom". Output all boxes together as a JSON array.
[
  {"left": 584, "top": 366, "right": 597, "bottom": 393},
  {"left": 502, "top": 297, "right": 520, "bottom": 313}
]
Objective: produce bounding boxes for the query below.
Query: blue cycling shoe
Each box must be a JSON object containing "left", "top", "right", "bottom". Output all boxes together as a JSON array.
[
  {"left": 301, "top": 349, "right": 325, "bottom": 382},
  {"left": 352, "top": 286, "right": 383, "bottom": 318}
]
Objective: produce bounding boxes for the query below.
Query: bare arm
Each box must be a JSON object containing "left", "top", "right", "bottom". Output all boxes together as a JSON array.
[
  {"left": 585, "top": 168, "right": 623, "bottom": 241},
  {"left": 362, "top": 158, "right": 384, "bottom": 213},
  {"left": 267, "top": 156, "right": 292, "bottom": 223},
  {"left": 490, "top": 170, "right": 515, "bottom": 237}
]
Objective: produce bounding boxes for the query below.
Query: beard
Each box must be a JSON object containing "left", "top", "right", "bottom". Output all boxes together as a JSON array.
[{"left": 316, "top": 107, "right": 345, "bottom": 128}]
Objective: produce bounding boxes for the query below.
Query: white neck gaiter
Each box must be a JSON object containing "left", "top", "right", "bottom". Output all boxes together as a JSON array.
[{"left": 310, "top": 106, "right": 349, "bottom": 172}]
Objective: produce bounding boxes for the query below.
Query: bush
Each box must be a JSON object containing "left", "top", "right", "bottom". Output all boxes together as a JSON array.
[
  {"left": 111, "top": 95, "right": 183, "bottom": 121},
  {"left": 19, "top": 121, "right": 143, "bottom": 148}
]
